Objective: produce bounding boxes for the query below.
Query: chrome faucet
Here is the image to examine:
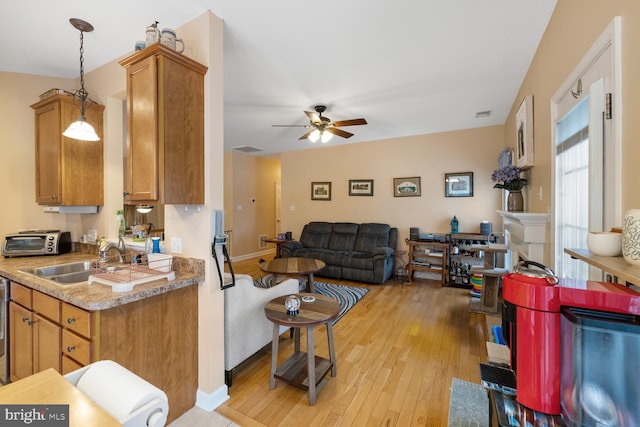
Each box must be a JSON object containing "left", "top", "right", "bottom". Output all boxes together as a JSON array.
[{"left": 99, "top": 237, "right": 126, "bottom": 263}]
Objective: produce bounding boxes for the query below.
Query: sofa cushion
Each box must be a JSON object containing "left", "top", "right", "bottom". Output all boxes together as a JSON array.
[
  {"left": 299, "top": 222, "right": 333, "bottom": 249},
  {"left": 342, "top": 252, "right": 376, "bottom": 270},
  {"left": 354, "top": 223, "right": 392, "bottom": 253},
  {"left": 328, "top": 222, "right": 359, "bottom": 251}
]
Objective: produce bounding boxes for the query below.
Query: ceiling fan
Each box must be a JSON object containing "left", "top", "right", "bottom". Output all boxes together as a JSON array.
[{"left": 273, "top": 105, "right": 367, "bottom": 143}]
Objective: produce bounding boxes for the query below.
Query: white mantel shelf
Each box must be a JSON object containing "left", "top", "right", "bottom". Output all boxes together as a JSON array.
[{"left": 499, "top": 211, "right": 549, "bottom": 267}]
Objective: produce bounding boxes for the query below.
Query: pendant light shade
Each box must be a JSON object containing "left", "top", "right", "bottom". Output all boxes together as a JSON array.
[
  {"left": 63, "top": 115, "right": 100, "bottom": 141},
  {"left": 64, "top": 18, "right": 100, "bottom": 141}
]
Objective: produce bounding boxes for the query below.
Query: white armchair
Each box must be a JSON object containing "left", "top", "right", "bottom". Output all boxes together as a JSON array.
[{"left": 223, "top": 273, "right": 299, "bottom": 386}]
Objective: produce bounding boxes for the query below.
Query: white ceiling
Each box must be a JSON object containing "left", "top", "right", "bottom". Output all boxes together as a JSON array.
[{"left": 1, "top": 1, "right": 556, "bottom": 157}]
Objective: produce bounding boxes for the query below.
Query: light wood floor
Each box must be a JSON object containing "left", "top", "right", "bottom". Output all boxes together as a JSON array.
[{"left": 215, "top": 255, "right": 490, "bottom": 427}]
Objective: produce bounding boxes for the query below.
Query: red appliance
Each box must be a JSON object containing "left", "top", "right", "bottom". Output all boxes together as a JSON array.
[{"left": 502, "top": 261, "right": 640, "bottom": 416}]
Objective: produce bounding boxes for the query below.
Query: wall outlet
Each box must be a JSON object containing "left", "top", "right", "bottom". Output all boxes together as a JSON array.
[
  {"left": 171, "top": 237, "right": 182, "bottom": 254},
  {"left": 258, "top": 234, "right": 267, "bottom": 248}
]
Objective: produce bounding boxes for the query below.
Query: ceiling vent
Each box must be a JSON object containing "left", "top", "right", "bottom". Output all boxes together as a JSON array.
[
  {"left": 475, "top": 110, "right": 492, "bottom": 118},
  {"left": 232, "top": 145, "right": 263, "bottom": 153}
]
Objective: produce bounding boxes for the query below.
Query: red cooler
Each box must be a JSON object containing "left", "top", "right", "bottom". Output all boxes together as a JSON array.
[{"left": 502, "top": 261, "right": 562, "bottom": 415}]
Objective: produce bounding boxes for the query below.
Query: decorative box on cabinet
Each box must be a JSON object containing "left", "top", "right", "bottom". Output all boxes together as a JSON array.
[
  {"left": 119, "top": 43, "right": 208, "bottom": 205},
  {"left": 406, "top": 239, "right": 448, "bottom": 285},
  {"left": 30, "top": 94, "right": 104, "bottom": 206}
]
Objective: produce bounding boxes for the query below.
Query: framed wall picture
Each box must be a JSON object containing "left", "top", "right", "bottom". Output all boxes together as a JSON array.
[
  {"left": 311, "top": 182, "right": 331, "bottom": 200},
  {"left": 349, "top": 179, "right": 374, "bottom": 196},
  {"left": 393, "top": 177, "right": 421, "bottom": 197},
  {"left": 516, "top": 95, "right": 534, "bottom": 168},
  {"left": 445, "top": 172, "right": 473, "bottom": 197}
]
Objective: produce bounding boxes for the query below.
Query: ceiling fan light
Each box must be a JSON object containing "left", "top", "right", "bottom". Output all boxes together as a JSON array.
[
  {"left": 309, "top": 129, "right": 320, "bottom": 142},
  {"left": 321, "top": 131, "right": 332, "bottom": 143},
  {"left": 63, "top": 117, "right": 100, "bottom": 141}
]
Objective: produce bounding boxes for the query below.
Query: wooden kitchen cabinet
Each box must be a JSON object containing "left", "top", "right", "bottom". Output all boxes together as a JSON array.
[
  {"left": 30, "top": 94, "right": 104, "bottom": 206},
  {"left": 9, "top": 284, "right": 61, "bottom": 382},
  {"left": 8, "top": 279, "right": 197, "bottom": 423},
  {"left": 119, "top": 43, "right": 208, "bottom": 205}
]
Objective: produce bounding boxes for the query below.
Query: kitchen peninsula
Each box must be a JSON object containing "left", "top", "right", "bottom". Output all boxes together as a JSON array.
[{"left": 0, "top": 252, "right": 204, "bottom": 423}]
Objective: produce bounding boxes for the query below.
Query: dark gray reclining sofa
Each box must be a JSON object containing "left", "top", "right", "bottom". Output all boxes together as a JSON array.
[{"left": 279, "top": 222, "right": 398, "bottom": 284}]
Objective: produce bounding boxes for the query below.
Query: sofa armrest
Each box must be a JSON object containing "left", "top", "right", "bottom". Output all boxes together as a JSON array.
[
  {"left": 223, "top": 274, "right": 299, "bottom": 371},
  {"left": 279, "top": 240, "right": 304, "bottom": 256},
  {"left": 374, "top": 246, "right": 394, "bottom": 257}
]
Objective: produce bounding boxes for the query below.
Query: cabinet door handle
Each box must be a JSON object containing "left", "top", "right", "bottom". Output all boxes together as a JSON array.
[
  {"left": 51, "top": 195, "right": 57, "bottom": 199},
  {"left": 22, "top": 316, "right": 30, "bottom": 323},
  {"left": 67, "top": 317, "right": 76, "bottom": 324},
  {"left": 66, "top": 345, "right": 76, "bottom": 353}
]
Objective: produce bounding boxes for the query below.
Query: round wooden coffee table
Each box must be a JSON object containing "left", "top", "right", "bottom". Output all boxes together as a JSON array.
[
  {"left": 259, "top": 257, "right": 325, "bottom": 292},
  {"left": 264, "top": 293, "right": 340, "bottom": 405}
]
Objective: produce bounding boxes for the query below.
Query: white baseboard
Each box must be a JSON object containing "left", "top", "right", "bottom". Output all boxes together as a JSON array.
[
  {"left": 195, "top": 385, "right": 229, "bottom": 412},
  {"left": 231, "top": 248, "right": 274, "bottom": 262}
]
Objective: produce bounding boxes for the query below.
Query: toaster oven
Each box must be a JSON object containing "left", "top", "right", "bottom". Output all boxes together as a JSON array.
[{"left": 2, "top": 230, "right": 72, "bottom": 257}]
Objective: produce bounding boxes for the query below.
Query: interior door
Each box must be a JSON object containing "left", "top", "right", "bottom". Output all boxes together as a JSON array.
[
  {"left": 552, "top": 19, "right": 620, "bottom": 280},
  {"left": 275, "top": 182, "right": 282, "bottom": 235}
]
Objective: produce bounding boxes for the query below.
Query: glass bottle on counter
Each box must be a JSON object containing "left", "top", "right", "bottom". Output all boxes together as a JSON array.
[{"left": 117, "top": 210, "right": 126, "bottom": 237}]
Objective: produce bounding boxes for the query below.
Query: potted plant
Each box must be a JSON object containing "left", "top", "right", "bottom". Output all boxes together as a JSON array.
[{"left": 492, "top": 165, "right": 527, "bottom": 211}]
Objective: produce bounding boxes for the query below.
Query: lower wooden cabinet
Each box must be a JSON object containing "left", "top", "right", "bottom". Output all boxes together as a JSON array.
[
  {"left": 9, "top": 280, "right": 197, "bottom": 424},
  {"left": 9, "top": 283, "right": 89, "bottom": 381}
]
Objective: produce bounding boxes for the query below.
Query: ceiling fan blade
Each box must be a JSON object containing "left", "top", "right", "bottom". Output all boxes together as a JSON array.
[
  {"left": 326, "top": 127, "right": 354, "bottom": 139},
  {"left": 304, "top": 110, "right": 321, "bottom": 124},
  {"left": 298, "top": 129, "right": 316, "bottom": 140},
  {"left": 332, "top": 118, "right": 367, "bottom": 127}
]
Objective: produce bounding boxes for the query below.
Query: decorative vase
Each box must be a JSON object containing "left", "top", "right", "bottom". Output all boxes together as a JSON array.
[
  {"left": 622, "top": 209, "right": 640, "bottom": 265},
  {"left": 507, "top": 190, "right": 524, "bottom": 212},
  {"left": 284, "top": 295, "right": 301, "bottom": 316}
]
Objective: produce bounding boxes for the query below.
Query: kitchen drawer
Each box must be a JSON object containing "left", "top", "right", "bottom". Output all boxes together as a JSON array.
[
  {"left": 32, "top": 290, "right": 60, "bottom": 323},
  {"left": 62, "top": 329, "right": 91, "bottom": 366},
  {"left": 61, "top": 302, "right": 92, "bottom": 338},
  {"left": 11, "top": 282, "right": 31, "bottom": 309},
  {"left": 62, "top": 354, "right": 84, "bottom": 375}
]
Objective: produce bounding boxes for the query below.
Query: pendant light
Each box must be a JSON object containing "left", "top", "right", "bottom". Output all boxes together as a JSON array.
[{"left": 63, "top": 18, "right": 100, "bottom": 142}]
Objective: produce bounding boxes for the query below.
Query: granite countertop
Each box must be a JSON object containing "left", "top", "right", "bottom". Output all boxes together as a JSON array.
[{"left": 0, "top": 251, "right": 205, "bottom": 311}]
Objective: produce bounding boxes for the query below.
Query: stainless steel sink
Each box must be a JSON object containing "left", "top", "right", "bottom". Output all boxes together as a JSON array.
[{"left": 20, "top": 261, "right": 97, "bottom": 286}]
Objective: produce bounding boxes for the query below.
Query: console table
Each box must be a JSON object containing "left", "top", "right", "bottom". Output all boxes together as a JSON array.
[
  {"left": 564, "top": 248, "right": 640, "bottom": 287},
  {"left": 406, "top": 240, "right": 448, "bottom": 285}
]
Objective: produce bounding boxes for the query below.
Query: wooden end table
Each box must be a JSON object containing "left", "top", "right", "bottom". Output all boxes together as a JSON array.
[
  {"left": 265, "top": 238, "right": 287, "bottom": 258},
  {"left": 264, "top": 293, "right": 340, "bottom": 405},
  {"left": 259, "top": 257, "right": 326, "bottom": 292}
]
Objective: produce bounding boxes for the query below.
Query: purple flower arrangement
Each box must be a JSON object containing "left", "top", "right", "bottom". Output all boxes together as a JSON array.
[{"left": 491, "top": 165, "right": 527, "bottom": 191}]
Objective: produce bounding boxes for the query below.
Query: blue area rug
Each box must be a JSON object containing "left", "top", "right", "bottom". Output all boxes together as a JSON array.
[{"left": 313, "top": 282, "right": 369, "bottom": 324}]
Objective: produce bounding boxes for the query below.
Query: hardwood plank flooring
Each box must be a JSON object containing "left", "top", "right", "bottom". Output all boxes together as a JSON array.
[{"left": 216, "top": 255, "right": 489, "bottom": 426}]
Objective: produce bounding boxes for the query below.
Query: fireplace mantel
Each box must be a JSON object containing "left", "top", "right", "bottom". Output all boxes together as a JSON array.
[{"left": 499, "top": 211, "right": 549, "bottom": 268}]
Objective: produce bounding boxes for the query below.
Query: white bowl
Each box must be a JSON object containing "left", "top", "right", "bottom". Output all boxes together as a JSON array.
[{"left": 587, "top": 232, "right": 622, "bottom": 257}]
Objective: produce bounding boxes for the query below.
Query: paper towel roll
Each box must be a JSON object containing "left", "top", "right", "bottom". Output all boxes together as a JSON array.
[{"left": 75, "top": 360, "right": 168, "bottom": 424}]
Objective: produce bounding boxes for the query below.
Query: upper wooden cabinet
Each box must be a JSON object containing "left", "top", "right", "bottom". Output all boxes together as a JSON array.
[
  {"left": 30, "top": 94, "right": 104, "bottom": 206},
  {"left": 119, "top": 44, "right": 208, "bottom": 205}
]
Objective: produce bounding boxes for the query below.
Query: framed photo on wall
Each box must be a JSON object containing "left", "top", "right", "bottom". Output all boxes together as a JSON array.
[
  {"left": 516, "top": 95, "right": 534, "bottom": 168},
  {"left": 311, "top": 182, "right": 331, "bottom": 200},
  {"left": 393, "top": 177, "right": 421, "bottom": 197},
  {"left": 445, "top": 172, "right": 473, "bottom": 197},
  {"left": 349, "top": 179, "right": 374, "bottom": 196}
]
